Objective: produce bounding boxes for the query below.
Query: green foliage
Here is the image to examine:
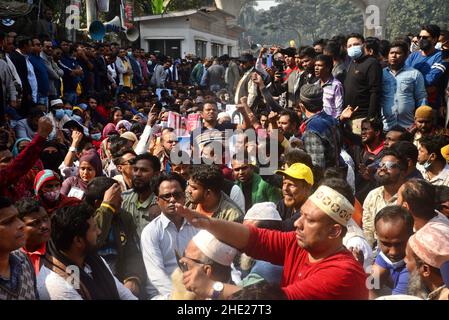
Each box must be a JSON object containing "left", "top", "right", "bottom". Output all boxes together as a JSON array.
[
  {"left": 239, "top": 0, "right": 364, "bottom": 47},
  {"left": 386, "top": 0, "right": 449, "bottom": 39}
]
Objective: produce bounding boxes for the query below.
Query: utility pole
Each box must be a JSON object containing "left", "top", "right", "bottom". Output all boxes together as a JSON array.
[{"left": 86, "top": 0, "right": 97, "bottom": 31}]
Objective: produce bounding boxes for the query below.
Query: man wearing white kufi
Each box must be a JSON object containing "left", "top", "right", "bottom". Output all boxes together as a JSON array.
[
  {"left": 175, "top": 178, "right": 369, "bottom": 300},
  {"left": 171, "top": 230, "right": 237, "bottom": 300}
]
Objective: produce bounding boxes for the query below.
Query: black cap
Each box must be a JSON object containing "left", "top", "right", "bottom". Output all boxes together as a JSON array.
[
  {"left": 300, "top": 84, "right": 323, "bottom": 110},
  {"left": 238, "top": 53, "right": 255, "bottom": 63}
]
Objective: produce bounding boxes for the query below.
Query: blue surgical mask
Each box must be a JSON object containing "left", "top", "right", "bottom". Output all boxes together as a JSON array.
[
  {"left": 347, "top": 45, "right": 363, "bottom": 60},
  {"left": 72, "top": 115, "right": 83, "bottom": 123},
  {"left": 423, "top": 155, "right": 433, "bottom": 171},
  {"left": 127, "top": 51, "right": 132, "bottom": 57},
  {"left": 91, "top": 133, "right": 102, "bottom": 141},
  {"left": 64, "top": 109, "right": 73, "bottom": 117},
  {"left": 54, "top": 109, "right": 64, "bottom": 120}
]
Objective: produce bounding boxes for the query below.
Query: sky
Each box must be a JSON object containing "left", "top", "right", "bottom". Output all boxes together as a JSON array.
[{"left": 255, "top": 1, "right": 278, "bottom": 11}]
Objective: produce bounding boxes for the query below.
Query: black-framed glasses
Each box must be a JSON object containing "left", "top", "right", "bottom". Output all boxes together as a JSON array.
[
  {"left": 418, "top": 35, "right": 430, "bottom": 40},
  {"left": 378, "top": 161, "right": 400, "bottom": 170},
  {"left": 158, "top": 191, "right": 184, "bottom": 202},
  {"left": 174, "top": 249, "right": 209, "bottom": 272}
]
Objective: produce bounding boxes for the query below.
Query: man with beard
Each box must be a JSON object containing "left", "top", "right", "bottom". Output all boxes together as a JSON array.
[
  {"left": 369, "top": 205, "right": 414, "bottom": 299},
  {"left": 141, "top": 173, "right": 198, "bottom": 299},
  {"left": 274, "top": 163, "right": 314, "bottom": 231},
  {"left": 411, "top": 105, "right": 435, "bottom": 147},
  {"left": 355, "top": 117, "right": 385, "bottom": 202},
  {"left": 14, "top": 108, "right": 44, "bottom": 140},
  {"left": 187, "top": 164, "right": 243, "bottom": 223},
  {"left": 417, "top": 135, "right": 449, "bottom": 185},
  {"left": 405, "top": 221, "right": 449, "bottom": 300},
  {"left": 362, "top": 149, "right": 408, "bottom": 247},
  {"left": 37, "top": 203, "right": 137, "bottom": 300},
  {"left": 122, "top": 153, "right": 161, "bottom": 235},
  {"left": 15, "top": 198, "right": 51, "bottom": 275},
  {"left": 234, "top": 53, "right": 258, "bottom": 108}
]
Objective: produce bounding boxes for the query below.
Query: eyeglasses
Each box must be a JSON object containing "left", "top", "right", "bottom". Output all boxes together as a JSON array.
[
  {"left": 174, "top": 249, "right": 209, "bottom": 272},
  {"left": 158, "top": 191, "right": 184, "bottom": 202},
  {"left": 378, "top": 161, "right": 400, "bottom": 170}
]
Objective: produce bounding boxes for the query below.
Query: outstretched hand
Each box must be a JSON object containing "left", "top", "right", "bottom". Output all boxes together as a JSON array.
[{"left": 175, "top": 203, "right": 211, "bottom": 229}]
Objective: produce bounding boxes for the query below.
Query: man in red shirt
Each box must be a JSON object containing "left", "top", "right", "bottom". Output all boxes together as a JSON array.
[{"left": 177, "top": 178, "right": 368, "bottom": 300}]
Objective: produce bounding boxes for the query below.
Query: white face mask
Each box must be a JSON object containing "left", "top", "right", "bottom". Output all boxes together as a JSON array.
[
  {"left": 410, "top": 42, "right": 419, "bottom": 53},
  {"left": 435, "top": 42, "right": 443, "bottom": 50}
]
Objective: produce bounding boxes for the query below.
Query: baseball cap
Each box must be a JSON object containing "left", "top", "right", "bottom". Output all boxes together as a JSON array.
[{"left": 275, "top": 163, "right": 314, "bottom": 186}]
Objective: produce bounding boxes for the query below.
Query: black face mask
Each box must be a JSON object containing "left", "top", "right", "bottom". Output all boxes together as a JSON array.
[
  {"left": 41, "top": 152, "right": 64, "bottom": 172},
  {"left": 419, "top": 39, "right": 432, "bottom": 51}
]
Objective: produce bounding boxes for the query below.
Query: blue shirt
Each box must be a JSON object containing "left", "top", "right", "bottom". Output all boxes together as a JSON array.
[
  {"left": 375, "top": 251, "right": 409, "bottom": 295},
  {"left": 28, "top": 54, "right": 49, "bottom": 96},
  {"left": 406, "top": 49, "right": 448, "bottom": 108},
  {"left": 58, "top": 55, "right": 81, "bottom": 93},
  {"left": 380, "top": 65, "right": 427, "bottom": 130}
]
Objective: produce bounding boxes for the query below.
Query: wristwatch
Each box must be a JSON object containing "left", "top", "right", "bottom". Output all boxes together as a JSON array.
[
  {"left": 69, "top": 146, "right": 78, "bottom": 153},
  {"left": 211, "top": 281, "right": 224, "bottom": 300}
]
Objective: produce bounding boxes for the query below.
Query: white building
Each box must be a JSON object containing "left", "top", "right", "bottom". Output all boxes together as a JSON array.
[{"left": 135, "top": 7, "right": 243, "bottom": 59}]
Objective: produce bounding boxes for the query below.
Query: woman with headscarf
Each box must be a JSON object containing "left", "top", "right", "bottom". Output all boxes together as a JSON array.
[
  {"left": 116, "top": 120, "right": 132, "bottom": 135},
  {"left": 34, "top": 170, "right": 81, "bottom": 215},
  {"left": 60, "top": 149, "right": 103, "bottom": 199},
  {"left": 100, "top": 123, "right": 118, "bottom": 160}
]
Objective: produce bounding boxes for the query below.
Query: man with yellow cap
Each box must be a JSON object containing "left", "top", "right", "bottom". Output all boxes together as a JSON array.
[
  {"left": 175, "top": 177, "right": 368, "bottom": 300},
  {"left": 412, "top": 105, "right": 435, "bottom": 147},
  {"left": 274, "top": 163, "right": 314, "bottom": 231}
]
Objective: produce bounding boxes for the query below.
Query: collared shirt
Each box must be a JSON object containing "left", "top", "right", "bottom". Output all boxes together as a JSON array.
[
  {"left": 424, "top": 163, "right": 449, "bottom": 186},
  {"left": 140, "top": 213, "right": 199, "bottom": 299},
  {"left": 37, "top": 257, "right": 136, "bottom": 300},
  {"left": 380, "top": 66, "right": 427, "bottom": 130},
  {"left": 316, "top": 76, "right": 344, "bottom": 118},
  {"left": 21, "top": 243, "right": 46, "bottom": 275},
  {"left": 122, "top": 190, "right": 157, "bottom": 236},
  {"left": 362, "top": 186, "right": 399, "bottom": 247}
]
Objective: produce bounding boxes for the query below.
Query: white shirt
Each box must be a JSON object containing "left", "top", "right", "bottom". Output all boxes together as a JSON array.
[
  {"left": 141, "top": 213, "right": 199, "bottom": 300},
  {"left": 37, "top": 257, "right": 137, "bottom": 300},
  {"left": 424, "top": 163, "right": 449, "bottom": 186},
  {"left": 230, "top": 185, "right": 245, "bottom": 213}
]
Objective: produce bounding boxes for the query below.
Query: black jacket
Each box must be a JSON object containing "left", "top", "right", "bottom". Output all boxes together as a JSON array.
[{"left": 344, "top": 55, "right": 382, "bottom": 119}]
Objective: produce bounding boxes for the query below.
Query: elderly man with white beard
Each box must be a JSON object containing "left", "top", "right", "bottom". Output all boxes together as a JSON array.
[{"left": 405, "top": 221, "right": 449, "bottom": 300}]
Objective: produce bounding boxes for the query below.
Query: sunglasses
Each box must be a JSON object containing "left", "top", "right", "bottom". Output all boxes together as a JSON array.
[
  {"left": 418, "top": 36, "right": 430, "bottom": 40},
  {"left": 158, "top": 191, "right": 184, "bottom": 202},
  {"left": 378, "top": 161, "right": 400, "bottom": 170}
]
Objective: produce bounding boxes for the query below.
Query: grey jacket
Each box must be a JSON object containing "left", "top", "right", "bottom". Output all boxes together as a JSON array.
[
  {"left": 40, "top": 52, "right": 63, "bottom": 96},
  {"left": 0, "top": 59, "right": 17, "bottom": 105}
]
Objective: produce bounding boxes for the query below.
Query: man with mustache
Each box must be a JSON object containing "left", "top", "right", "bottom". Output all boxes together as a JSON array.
[
  {"left": 405, "top": 221, "right": 449, "bottom": 300},
  {"left": 141, "top": 173, "right": 199, "bottom": 299},
  {"left": 15, "top": 198, "right": 51, "bottom": 275},
  {"left": 362, "top": 149, "right": 408, "bottom": 248},
  {"left": 121, "top": 153, "right": 161, "bottom": 235}
]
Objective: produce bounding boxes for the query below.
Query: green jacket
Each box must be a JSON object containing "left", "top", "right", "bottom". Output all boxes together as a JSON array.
[
  {"left": 95, "top": 204, "right": 147, "bottom": 295},
  {"left": 236, "top": 173, "right": 283, "bottom": 210}
]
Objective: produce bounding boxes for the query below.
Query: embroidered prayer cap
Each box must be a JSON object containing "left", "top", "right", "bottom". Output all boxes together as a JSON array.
[
  {"left": 408, "top": 221, "right": 449, "bottom": 269},
  {"left": 415, "top": 105, "right": 433, "bottom": 119},
  {"left": 244, "top": 202, "right": 282, "bottom": 221},
  {"left": 50, "top": 99, "right": 63, "bottom": 108},
  {"left": 217, "top": 112, "right": 231, "bottom": 121},
  {"left": 308, "top": 185, "right": 354, "bottom": 226},
  {"left": 192, "top": 230, "right": 237, "bottom": 267},
  {"left": 275, "top": 163, "right": 314, "bottom": 186}
]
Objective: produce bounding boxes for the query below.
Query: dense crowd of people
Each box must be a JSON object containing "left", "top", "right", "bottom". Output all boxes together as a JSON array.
[{"left": 1, "top": 20, "right": 449, "bottom": 301}]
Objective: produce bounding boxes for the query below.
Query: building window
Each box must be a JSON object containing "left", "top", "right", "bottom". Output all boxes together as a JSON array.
[
  {"left": 211, "top": 43, "right": 223, "bottom": 57},
  {"left": 148, "top": 39, "right": 181, "bottom": 58},
  {"left": 227, "top": 46, "right": 233, "bottom": 55},
  {"left": 195, "top": 40, "right": 207, "bottom": 59}
]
